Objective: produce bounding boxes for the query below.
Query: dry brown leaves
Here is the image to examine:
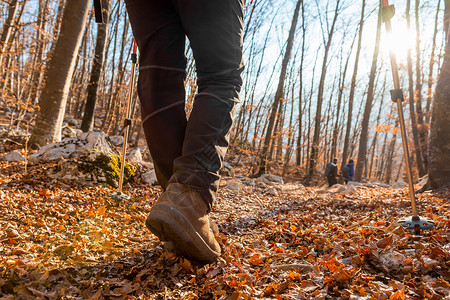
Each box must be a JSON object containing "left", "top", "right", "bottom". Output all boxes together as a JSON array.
[{"left": 0, "top": 160, "right": 449, "bottom": 299}]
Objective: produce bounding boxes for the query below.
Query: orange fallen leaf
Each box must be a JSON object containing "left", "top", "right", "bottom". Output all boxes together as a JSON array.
[{"left": 376, "top": 235, "right": 393, "bottom": 249}]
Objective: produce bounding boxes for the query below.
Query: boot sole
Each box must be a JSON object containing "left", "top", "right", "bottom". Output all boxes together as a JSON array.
[{"left": 146, "top": 203, "right": 220, "bottom": 263}]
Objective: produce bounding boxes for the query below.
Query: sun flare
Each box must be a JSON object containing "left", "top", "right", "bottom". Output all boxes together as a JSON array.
[{"left": 385, "top": 19, "right": 415, "bottom": 62}]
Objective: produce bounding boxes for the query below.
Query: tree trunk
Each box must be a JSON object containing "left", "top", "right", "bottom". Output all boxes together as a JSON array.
[
  {"left": 354, "top": 2, "right": 381, "bottom": 182},
  {"left": 0, "top": 0, "right": 26, "bottom": 93},
  {"left": 283, "top": 85, "right": 295, "bottom": 176},
  {"left": 296, "top": 0, "right": 305, "bottom": 166},
  {"left": 81, "top": 0, "right": 111, "bottom": 132},
  {"left": 341, "top": 0, "right": 365, "bottom": 172},
  {"left": 331, "top": 33, "right": 355, "bottom": 161},
  {"left": 425, "top": 0, "right": 441, "bottom": 124},
  {"left": 29, "top": 0, "right": 90, "bottom": 147},
  {"left": 257, "top": 0, "right": 302, "bottom": 175},
  {"left": 307, "top": 0, "right": 340, "bottom": 183},
  {"left": 384, "top": 127, "right": 398, "bottom": 184},
  {"left": 101, "top": 2, "right": 121, "bottom": 130},
  {"left": 414, "top": 0, "right": 428, "bottom": 170},
  {"left": 406, "top": 0, "right": 426, "bottom": 177},
  {"left": 72, "top": 25, "right": 90, "bottom": 118},
  {"left": 26, "top": 0, "right": 50, "bottom": 105},
  {"left": 428, "top": 0, "right": 450, "bottom": 189},
  {"left": 368, "top": 76, "right": 386, "bottom": 179},
  {"left": 0, "top": 0, "right": 19, "bottom": 67}
]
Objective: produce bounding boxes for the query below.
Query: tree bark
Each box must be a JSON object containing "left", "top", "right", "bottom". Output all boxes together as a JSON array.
[
  {"left": 296, "top": 0, "right": 305, "bottom": 166},
  {"left": 26, "top": 0, "right": 50, "bottom": 105},
  {"left": 425, "top": 0, "right": 441, "bottom": 124},
  {"left": 29, "top": 0, "right": 90, "bottom": 147},
  {"left": 354, "top": 2, "right": 381, "bottom": 182},
  {"left": 257, "top": 0, "right": 302, "bottom": 175},
  {"left": 341, "top": 0, "right": 365, "bottom": 172},
  {"left": 0, "top": 0, "right": 19, "bottom": 67},
  {"left": 384, "top": 125, "right": 398, "bottom": 184},
  {"left": 81, "top": 0, "right": 111, "bottom": 132},
  {"left": 368, "top": 76, "right": 386, "bottom": 179},
  {"left": 331, "top": 32, "right": 355, "bottom": 162},
  {"left": 307, "top": 0, "right": 340, "bottom": 183},
  {"left": 428, "top": 0, "right": 450, "bottom": 189},
  {"left": 406, "top": 0, "right": 426, "bottom": 177},
  {"left": 414, "top": 0, "right": 428, "bottom": 170}
]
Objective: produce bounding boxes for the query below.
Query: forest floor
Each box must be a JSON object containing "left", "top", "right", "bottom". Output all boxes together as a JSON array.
[{"left": 0, "top": 158, "right": 449, "bottom": 299}]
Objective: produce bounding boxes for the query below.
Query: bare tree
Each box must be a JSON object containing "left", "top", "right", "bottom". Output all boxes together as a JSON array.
[
  {"left": 307, "top": 0, "right": 341, "bottom": 183},
  {"left": 425, "top": 0, "right": 441, "bottom": 124},
  {"left": 295, "top": 0, "right": 306, "bottom": 167},
  {"left": 0, "top": 0, "right": 19, "bottom": 67},
  {"left": 81, "top": 0, "right": 111, "bottom": 132},
  {"left": 331, "top": 29, "right": 356, "bottom": 161},
  {"left": 354, "top": 1, "right": 382, "bottom": 181},
  {"left": 29, "top": 0, "right": 90, "bottom": 147},
  {"left": 341, "top": 0, "right": 365, "bottom": 172},
  {"left": 414, "top": 0, "right": 428, "bottom": 170},
  {"left": 257, "top": 0, "right": 302, "bottom": 175},
  {"left": 406, "top": 0, "right": 426, "bottom": 177},
  {"left": 427, "top": 0, "right": 450, "bottom": 189}
]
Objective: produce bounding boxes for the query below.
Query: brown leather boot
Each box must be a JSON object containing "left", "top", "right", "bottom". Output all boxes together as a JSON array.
[
  {"left": 146, "top": 183, "right": 221, "bottom": 263},
  {"left": 162, "top": 220, "right": 219, "bottom": 252}
]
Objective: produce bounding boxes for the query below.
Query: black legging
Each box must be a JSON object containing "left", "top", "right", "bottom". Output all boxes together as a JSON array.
[{"left": 125, "top": 0, "right": 244, "bottom": 209}]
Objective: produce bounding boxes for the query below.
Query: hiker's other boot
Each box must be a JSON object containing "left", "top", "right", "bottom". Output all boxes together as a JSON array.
[{"left": 146, "top": 183, "right": 221, "bottom": 263}]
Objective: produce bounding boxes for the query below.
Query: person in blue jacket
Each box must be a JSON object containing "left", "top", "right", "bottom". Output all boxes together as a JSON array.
[{"left": 342, "top": 159, "right": 355, "bottom": 184}]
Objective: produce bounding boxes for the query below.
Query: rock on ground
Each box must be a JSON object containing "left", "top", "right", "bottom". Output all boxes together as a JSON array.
[
  {"left": 29, "top": 132, "right": 136, "bottom": 187},
  {"left": 29, "top": 132, "right": 117, "bottom": 163},
  {"left": 225, "top": 181, "right": 242, "bottom": 191},
  {"left": 392, "top": 181, "right": 408, "bottom": 189},
  {"left": 1, "top": 150, "right": 25, "bottom": 161},
  {"left": 127, "top": 148, "right": 143, "bottom": 163},
  {"left": 259, "top": 174, "right": 284, "bottom": 184},
  {"left": 141, "top": 170, "right": 158, "bottom": 185},
  {"left": 220, "top": 161, "right": 235, "bottom": 176}
]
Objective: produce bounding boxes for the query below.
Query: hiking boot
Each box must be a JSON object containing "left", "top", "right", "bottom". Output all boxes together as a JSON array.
[
  {"left": 162, "top": 220, "right": 219, "bottom": 252},
  {"left": 146, "top": 183, "right": 221, "bottom": 263}
]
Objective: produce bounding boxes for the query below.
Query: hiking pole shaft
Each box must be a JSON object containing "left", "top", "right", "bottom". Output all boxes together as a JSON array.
[
  {"left": 396, "top": 94, "right": 417, "bottom": 216},
  {"left": 382, "top": 0, "right": 417, "bottom": 217},
  {"left": 94, "top": 0, "right": 103, "bottom": 24},
  {"left": 118, "top": 40, "right": 137, "bottom": 194}
]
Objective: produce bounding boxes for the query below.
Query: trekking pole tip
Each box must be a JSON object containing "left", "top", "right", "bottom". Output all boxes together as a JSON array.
[
  {"left": 398, "top": 215, "right": 435, "bottom": 232},
  {"left": 108, "top": 191, "right": 131, "bottom": 201}
]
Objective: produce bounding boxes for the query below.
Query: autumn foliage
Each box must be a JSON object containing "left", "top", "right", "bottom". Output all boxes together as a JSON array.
[{"left": 0, "top": 159, "right": 449, "bottom": 299}]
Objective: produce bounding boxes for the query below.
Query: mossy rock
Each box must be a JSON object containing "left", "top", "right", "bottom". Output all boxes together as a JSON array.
[
  {"left": 48, "top": 151, "right": 136, "bottom": 188},
  {"left": 94, "top": 151, "right": 136, "bottom": 187}
]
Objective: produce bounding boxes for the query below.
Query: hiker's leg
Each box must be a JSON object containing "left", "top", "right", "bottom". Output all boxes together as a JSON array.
[
  {"left": 170, "top": 0, "right": 245, "bottom": 209},
  {"left": 125, "top": 0, "right": 187, "bottom": 190},
  {"left": 331, "top": 177, "right": 338, "bottom": 186}
]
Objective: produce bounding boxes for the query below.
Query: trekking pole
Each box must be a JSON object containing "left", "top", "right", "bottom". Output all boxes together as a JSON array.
[
  {"left": 94, "top": 0, "right": 103, "bottom": 24},
  {"left": 109, "top": 40, "right": 138, "bottom": 201},
  {"left": 381, "top": 0, "right": 434, "bottom": 231}
]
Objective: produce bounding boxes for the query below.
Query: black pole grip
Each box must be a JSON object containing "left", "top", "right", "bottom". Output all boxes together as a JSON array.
[
  {"left": 390, "top": 89, "right": 404, "bottom": 103},
  {"left": 94, "top": 0, "right": 103, "bottom": 24}
]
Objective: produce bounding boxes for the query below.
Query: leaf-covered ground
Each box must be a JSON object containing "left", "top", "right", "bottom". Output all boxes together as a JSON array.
[{"left": 0, "top": 160, "right": 449, "bottom": 299}]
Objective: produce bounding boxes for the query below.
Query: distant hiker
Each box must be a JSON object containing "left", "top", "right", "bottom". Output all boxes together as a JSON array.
[
  {"left": 342, "top": 159, "right": 355, "bottom": 184},
  {"left": 325, "top": 158, "right": 339, "bottom": 187},
  {"left": 125, "top": 0, "right": 244, "bottom": 263}
]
